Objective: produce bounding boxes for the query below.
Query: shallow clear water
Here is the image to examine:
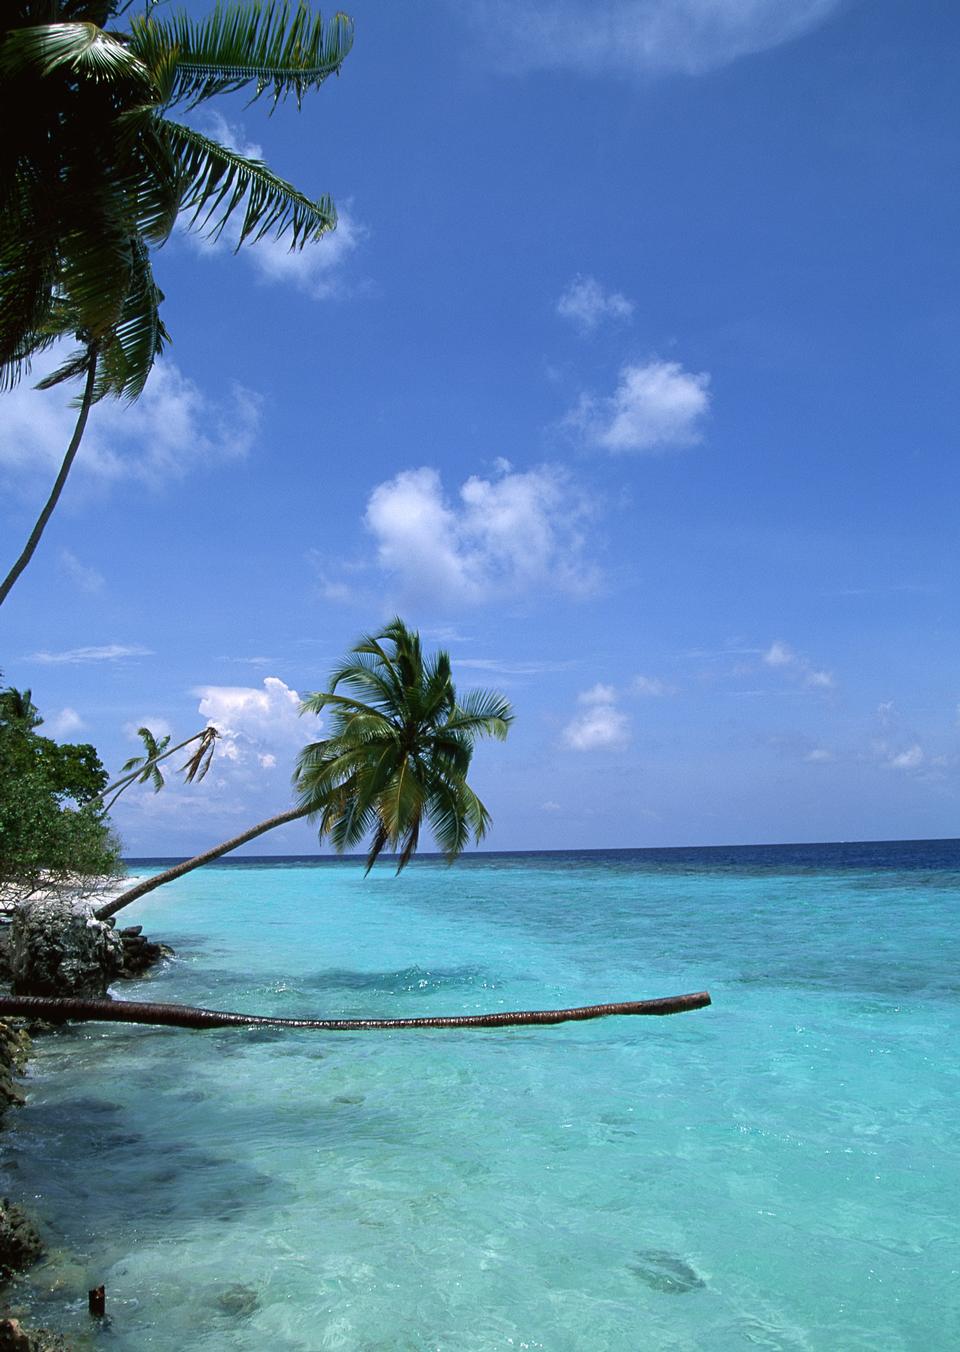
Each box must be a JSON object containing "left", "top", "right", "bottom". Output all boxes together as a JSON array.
[{"left": 5, "top": 842, "right": 960, "bottom": 1350}]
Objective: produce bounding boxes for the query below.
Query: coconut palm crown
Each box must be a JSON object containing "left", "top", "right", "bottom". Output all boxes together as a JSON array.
[
  {"left": 295, "top": 620, "right": 514, "bottom": 873},
  {"left": 0, "top": 1, "right": 352, "bottom": 606},
  {"left": 1, "top": 1, "right": 353, "bottom": 398}
]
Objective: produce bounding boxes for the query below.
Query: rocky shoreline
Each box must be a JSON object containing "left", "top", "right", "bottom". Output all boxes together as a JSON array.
[{"left": 0, "top": 879, "right": 171, "bottom": 1349}]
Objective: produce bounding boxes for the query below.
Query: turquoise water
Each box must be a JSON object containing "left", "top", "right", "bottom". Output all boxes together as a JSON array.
[{"left": 5, "top": 843, "right": 960, "bottom": 1350}]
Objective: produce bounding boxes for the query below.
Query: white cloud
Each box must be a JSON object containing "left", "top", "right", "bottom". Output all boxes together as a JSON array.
[
  {"left": 124, "top": 716, "right": 173, "bottom": 743},
  {"left": 567, "top": 359, "right": 710, "bottom": 453},
  {"left": 463, "top": 0, "right": 843, "bottom": 77},
  {"left": 60, "top": 549, "right": 104, "bottom": 594},
  {"left": 563, "top": 683, "right": 631, "bottom": 752},
  {"left": 184, "top": 114, "right": 365, "bottom": 301},
  {"left": 888, "top": 744, "right": 924, "bottom": 771},
  {"left": 805, "top": 748, "right": 834, "bottom": 763},
  {"left": 541, "top": 800, "right": 562, "bottom": 812},
  {"left": 0, "top": 350, "right": 260, "bottom": 493},
  {"left": 31, "top": 644, "right": 152, "bottom": 664},
  {"left": 351, "top": 462, "right": 599, "bottom": 608},
  {"left": 633, "top": 674, "right": 671, "bottom": 696},
  {"left": 244, "top": 207, "right": 365, "bottom": 299},
  {"left": 194, "top": 676, "right": 314, "bottom": 770},
  {"left": 557, "top": 275, "right": 633, "bottom": 332},
  {"left": 46, "top": 707, "right": 85, "bottom": 738},
  {"left": 762, "top": 640, "right": 795, "bottom": 668},
  {"left": 762, "top": 639, "right": 834, "bottom": 690}
]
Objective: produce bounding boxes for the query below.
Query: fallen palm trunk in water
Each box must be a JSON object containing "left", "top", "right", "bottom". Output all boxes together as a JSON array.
[{"left": 0, "top": 991, "right": 710, "bottom": 1031}]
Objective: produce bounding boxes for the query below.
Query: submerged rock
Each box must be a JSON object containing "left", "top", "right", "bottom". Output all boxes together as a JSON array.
[
  {"left": 627, "top": 1248, "right": 706, "bottom": 1294},
  {"left": 0, "top": 1203, "right": 43, "bottom": 1279},
  {"left": 0, "top": 1319, "right": 71, "bottom": 1351},
  {"left": 213, "top": 1283, "right": 260, "bottom": 1317},
  {"left": 9, "top": 899, "right": 122, "bottom": 999}
]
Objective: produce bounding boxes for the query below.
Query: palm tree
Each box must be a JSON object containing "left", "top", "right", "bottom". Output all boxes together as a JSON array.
[
  {"left": 296, "top": 618, "right": 514, "bottom": 872},
  {"left": 0, "top": 685, "right": 43, "bottom": 731},
  {"left": 122, "top": 726, "right": 170, "bottom": 791},
  {"left": 94, "top": 621, "right": 514, "bottom": 920},
  {"left": 0, "top": 1, "right": 353, "bottom": 605},
  {"left": 93, "top": 724, "right": 219, "bottom": 811}
]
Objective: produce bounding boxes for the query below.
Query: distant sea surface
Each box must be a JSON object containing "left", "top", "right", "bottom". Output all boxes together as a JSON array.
[{"left": 8, "top": 840, "right": 960, "bottom": 1350}]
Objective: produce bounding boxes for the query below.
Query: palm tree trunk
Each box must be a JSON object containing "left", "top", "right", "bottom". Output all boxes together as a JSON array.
[
  {"left": 0, "top": 991, "right": 711, "bottom": 1031},
  {"left": 94, "top": 804, "right": 310, "bottom": 921},
  {"left": 0, "top": 349, "right": 98, "bottom": 608}
]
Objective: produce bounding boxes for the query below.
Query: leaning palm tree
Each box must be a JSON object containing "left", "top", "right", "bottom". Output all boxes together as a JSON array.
[
  {"left": 296, "top": 618, "right": 514, "bottom": 872},
  {"left": 92, "top": 723, "right": 219, "bottom": 812},
  {"left": 0, "top": 1, "right": 353, "bottom": 605},
  {"left": 94, "top": 621, "right": 514, "bottom": 920}
]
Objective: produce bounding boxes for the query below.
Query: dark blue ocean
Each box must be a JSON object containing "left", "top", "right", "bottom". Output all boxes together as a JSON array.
[{"left": 7, "top": 839, "right": 960, "bottom": 1349}]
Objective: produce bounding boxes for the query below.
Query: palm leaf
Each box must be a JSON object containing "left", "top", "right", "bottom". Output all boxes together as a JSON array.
[
  {"left": 0, "top": 21, "right": 153, "bottom": 89},
  {"left": 161, "top": 119, "right": 336, "bottom": 247},
  {"left": 128, "top": 3, "right": 354, "bottom": 111}
]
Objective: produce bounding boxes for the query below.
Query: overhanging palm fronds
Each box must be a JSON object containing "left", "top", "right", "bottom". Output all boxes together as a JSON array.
[
  {"left": 0, "top": 0, "right": 353, "bottom": 604},
  {"left": 128, "top": 3, "right": 354, "bottom": 110}
]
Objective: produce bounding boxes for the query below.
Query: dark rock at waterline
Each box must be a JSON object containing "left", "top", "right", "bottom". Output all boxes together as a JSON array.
[
  {"left": 0, "top": 1319, "right": 71, "bottom": 1351},
  {"left": 0, "top": 1203, "right": 43, "bottom": 1279},
  {"left": 627, "top": 1248, "right": 706, "bottom": 1294},
  {"left": 9, "top": 900, "right": 122, "bottom": 999},
  {"left": 115, "top": 929, "right": 174, "bottom": 980},
  {"left": 0, "top": 1025, "right": 29, "bottom": 1123},
  {"left": 5, "top": 900, "right": 172, "bottom": 997}
]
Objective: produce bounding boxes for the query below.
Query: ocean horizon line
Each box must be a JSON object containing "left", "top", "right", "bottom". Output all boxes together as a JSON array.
[{"left": 124, "top": 835, "right": 960, "bottom": 867}]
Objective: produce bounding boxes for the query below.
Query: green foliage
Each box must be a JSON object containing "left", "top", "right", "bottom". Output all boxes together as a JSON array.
[
  {"left": 120, "top": 724, "right": 171, "bottom": 794},
  {"left": 0, "top": 688, "right": 120, "bottom": 891},
  {"left": 0, "top": 2, "right": 353, "bottom": 398},
  {"left": 296, "top": 619, "right": 514, "bottom": 873}
]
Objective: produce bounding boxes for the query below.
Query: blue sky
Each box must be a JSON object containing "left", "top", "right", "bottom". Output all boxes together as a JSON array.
[{"left": 2, "top": 0, "right": 959, "bottom": 855}]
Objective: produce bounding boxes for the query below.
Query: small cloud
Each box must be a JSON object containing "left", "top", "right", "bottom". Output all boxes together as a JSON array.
[
  {"left": 60, "top": 549, "right": 104, "bottom": 594},
  {"left": 563, "top": 683, "right": 630, "bottom": 752},
  {"left": 258, "top": 753, "right": 278, "bottom": 769},
  {"left": 455, "top": 657, "right": 571, "bottom": 677},
  {"left": 566, "top": 359, "right": 710, "bottom": 454},
  {"left": 579, "top": 682, "right": 617, "bottom": 705},
  {"left": 541, "top": 800, "right": 562, "bottom": 812},
  {"left": 124, "top": 716, "right": 173, "bottom": 742},
  {"left": 762, "top": 639, "right": 835, "bottom": 691},
  {"left": 806, "top": 669, "right": 834, "bottom": 690},
  {"left": 47, "top": 707, "right": 85, "bottom": 738},
  {"left": 31, "top": 644, "right": 152, "bottom": 664},
  {"left": 632, "top": 674, "right": 672, "bottom": 697},
  {"left": 556, "top": 275, "right": 633, "bottom": 333},
  {"left": 462, "top": 0, "right": 845, "bottom": 78},
  {"left": 888, "top": 745, "right": 924, "bottom": 771},
  {"left": 805, "top": 748, "right": 834, "bottom": 763},
  {"left": 763, "top": 640, "right": 795, "bottom": 669}
]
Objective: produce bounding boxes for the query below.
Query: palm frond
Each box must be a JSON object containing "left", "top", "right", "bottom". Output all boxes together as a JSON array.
[
  {"left": 128, "top": 3, "right": 353, "bottom": 111},
  {"left": 0, "top": 20, "right": 153, "bottom": 88},
  {"left": 161, "top": 119, "right": 336, "bottom": 247}
]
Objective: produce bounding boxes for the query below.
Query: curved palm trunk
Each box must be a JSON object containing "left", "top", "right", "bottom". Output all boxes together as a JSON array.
[
  {"left": 0, "top": 992, "right": 711, "bottom": 1031},
  {"left": 94, "top": 804, "right": 310, "bottom": 921},
  {"left": 0, "top": 350, "right": 98, "bottom": 608}
]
